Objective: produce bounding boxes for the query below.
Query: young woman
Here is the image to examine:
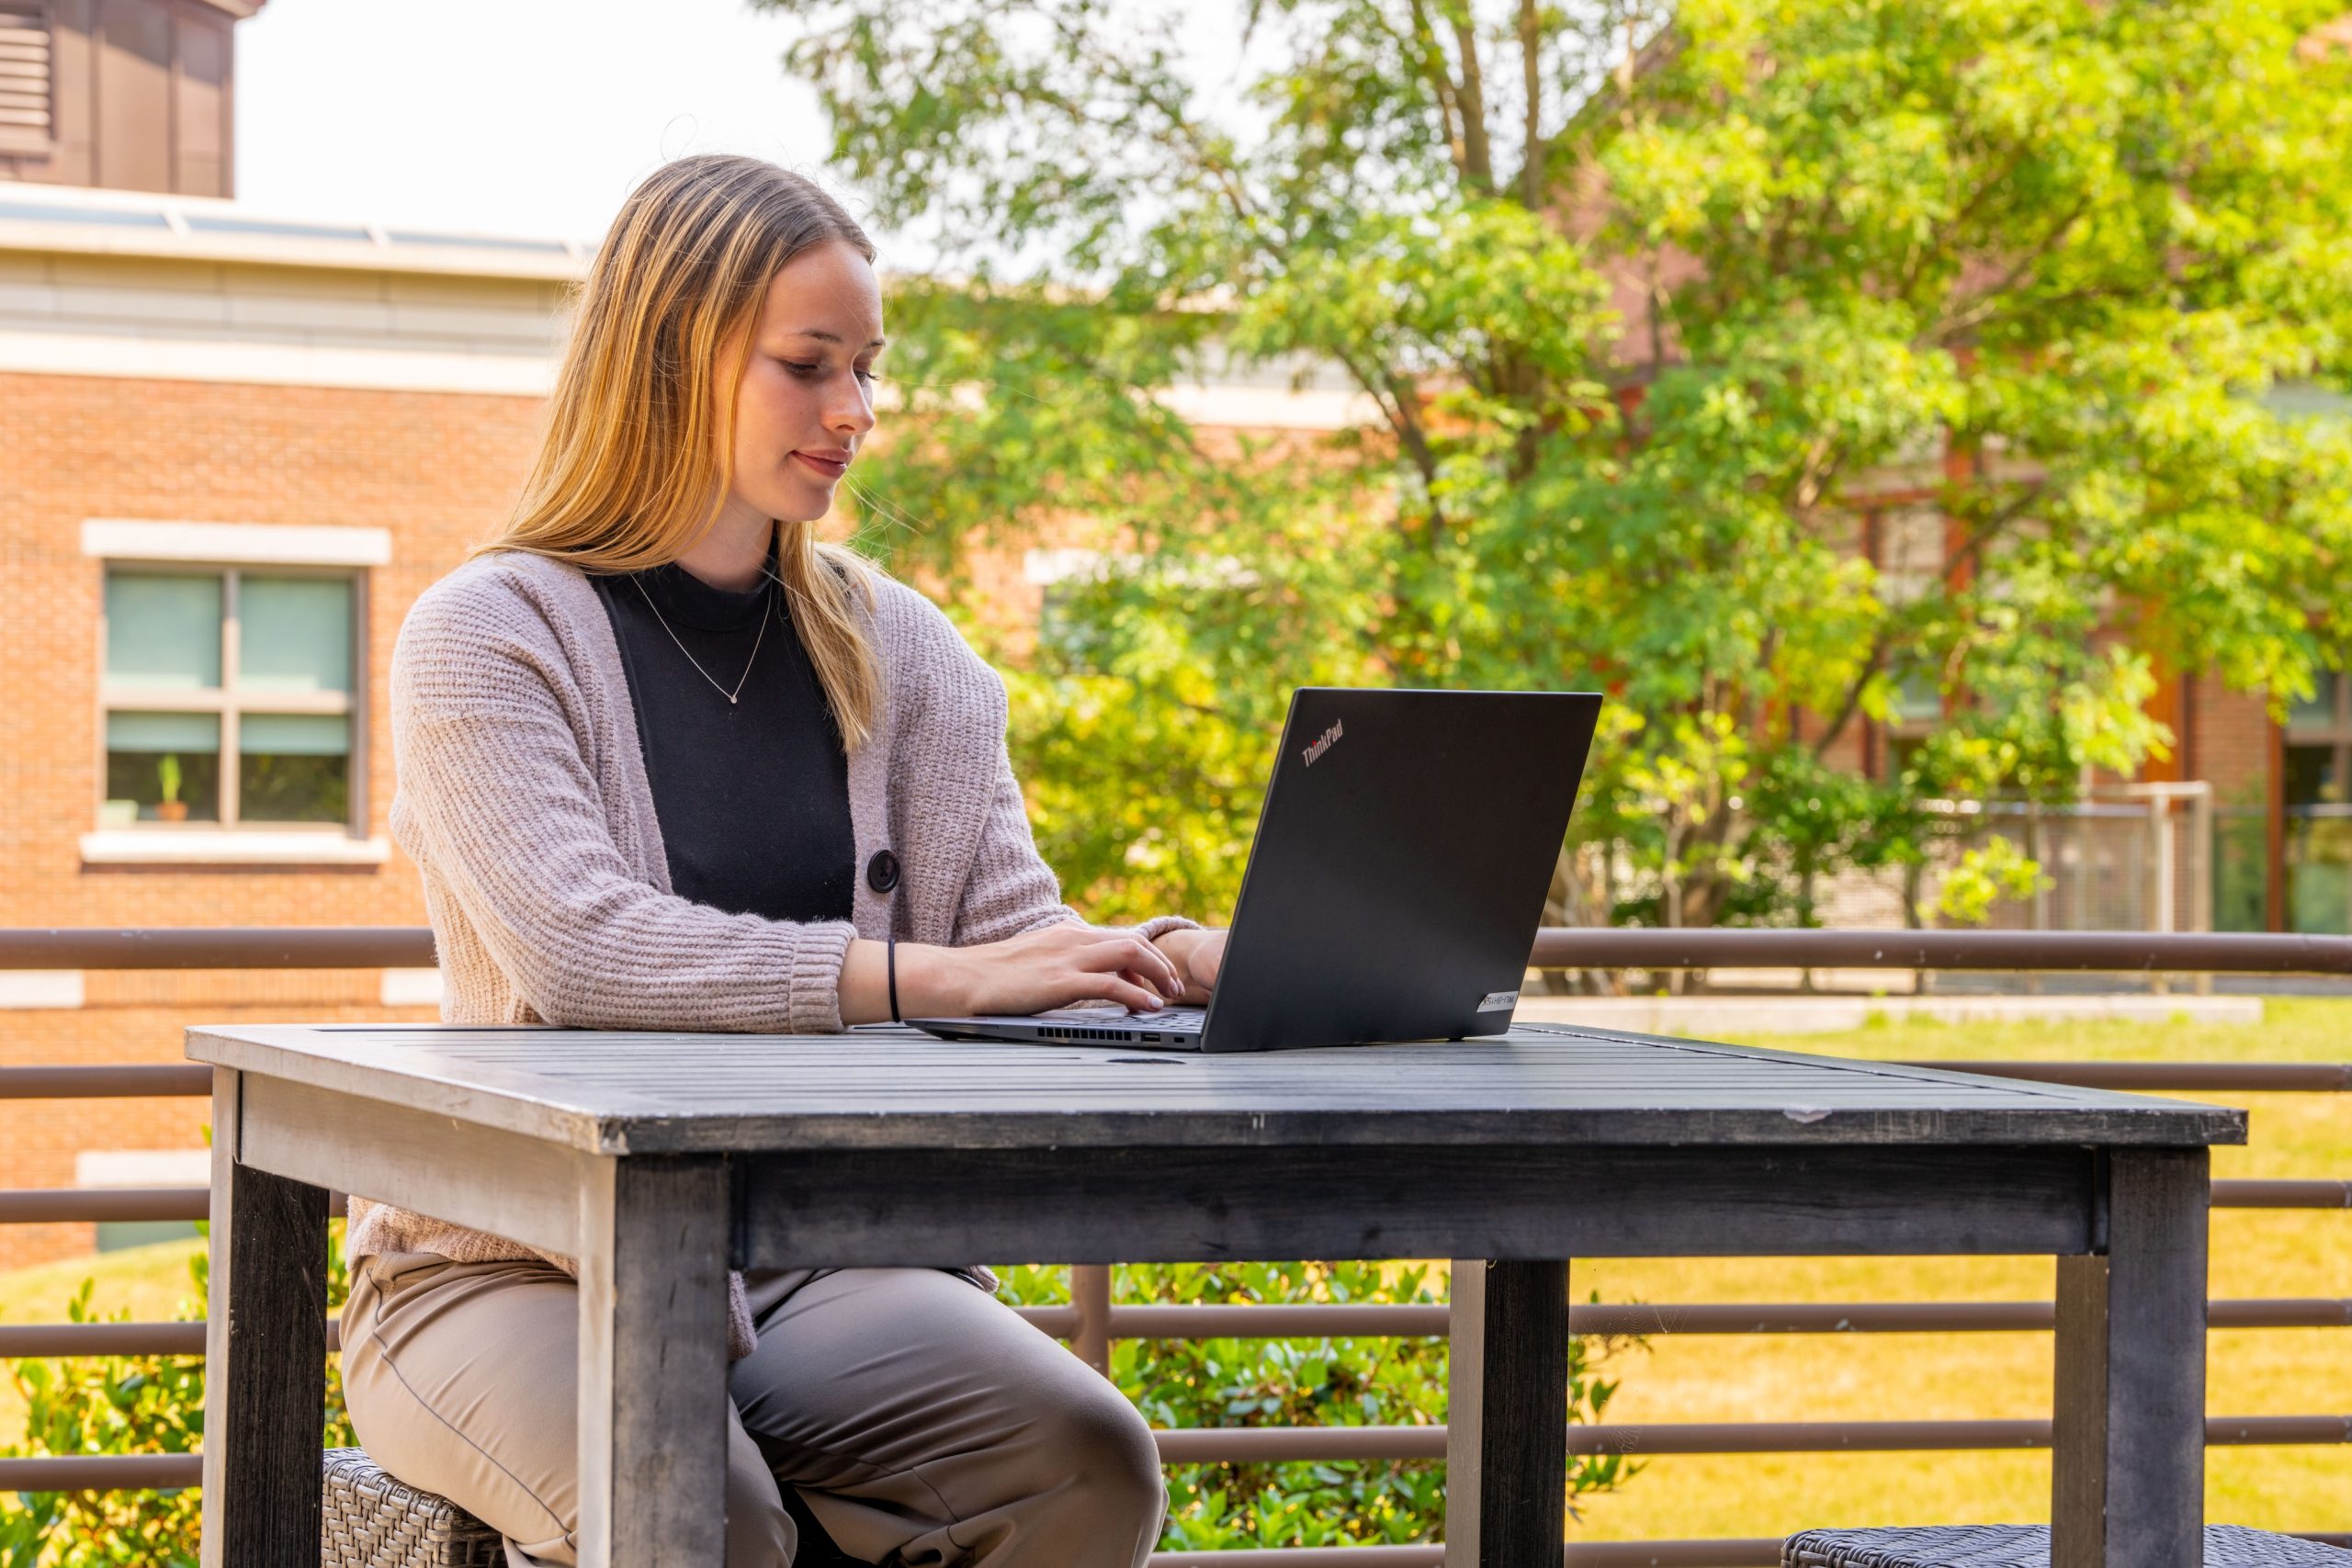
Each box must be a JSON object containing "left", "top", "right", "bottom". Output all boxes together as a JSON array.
[{"left": 339, "top": 154, "right": 1228, "bottom": 1568}]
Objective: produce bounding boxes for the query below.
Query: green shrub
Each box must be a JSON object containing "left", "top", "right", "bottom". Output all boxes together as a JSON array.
[
  {"left": 995, "top": 1260, "right": 1643, "bottom": 1551},
  {"left": 0, "top": 1222, "right": 353, "bottom": 1568}
]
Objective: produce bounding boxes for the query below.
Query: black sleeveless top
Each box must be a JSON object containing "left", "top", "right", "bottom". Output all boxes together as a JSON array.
[{"left": 591, "top": 547, "right": 856, "bottom": 923}]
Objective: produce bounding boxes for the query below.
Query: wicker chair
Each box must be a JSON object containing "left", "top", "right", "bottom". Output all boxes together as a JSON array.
[
  {"left": 320, "top": 1446, "right": 865, "bottom": 1567},
  {"left": 1784, "top": 1525, "right": 2351, "bottom": 1566},
  {"left": 322, "top": 1448, "right": 503, "bottom": 1568}
]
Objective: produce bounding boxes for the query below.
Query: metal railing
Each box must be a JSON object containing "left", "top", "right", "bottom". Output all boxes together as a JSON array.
[{"left": 3, "top": 928, "right": 2347, "bottom": 1565}]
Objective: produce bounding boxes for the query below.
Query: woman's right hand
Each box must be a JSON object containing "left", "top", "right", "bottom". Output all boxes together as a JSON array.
[{"left": 842, "top": 925, "right": 1182, "bottom": 1024}]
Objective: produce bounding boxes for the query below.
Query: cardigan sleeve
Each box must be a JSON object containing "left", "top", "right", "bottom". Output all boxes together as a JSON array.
[{"left": 390, "top": 575, "right": 855, "bottom": 1033}]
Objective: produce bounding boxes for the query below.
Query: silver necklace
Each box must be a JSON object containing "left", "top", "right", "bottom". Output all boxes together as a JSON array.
[{"left": 632, "top": 572, "right": 774, "bottom": 705}]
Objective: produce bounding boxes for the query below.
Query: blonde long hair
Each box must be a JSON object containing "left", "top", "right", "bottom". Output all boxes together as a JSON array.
[{"left": 479, "top": 154, "right": 883, "bottom": 748}]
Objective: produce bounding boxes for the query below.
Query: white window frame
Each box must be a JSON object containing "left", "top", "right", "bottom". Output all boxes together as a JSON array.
[{"left": 83, "top": 521, "right": 390, "bottom": 865}]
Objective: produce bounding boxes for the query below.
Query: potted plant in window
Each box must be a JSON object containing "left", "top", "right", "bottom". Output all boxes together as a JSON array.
[{"left": 155, "top": 753, "right": 187, "bottom": 823}]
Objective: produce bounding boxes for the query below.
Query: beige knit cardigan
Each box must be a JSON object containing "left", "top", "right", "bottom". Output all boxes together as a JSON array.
[{"left": 358, "top": 547, "right": 1193, "bottom": 1357}]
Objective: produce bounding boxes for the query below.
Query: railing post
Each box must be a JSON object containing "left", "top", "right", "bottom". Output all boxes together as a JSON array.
[
  {"left": 2151, "top": 791, "right": 2177, "bottom": 996},
  {"left": 1071, "top": 1262, "right": 1113, "bottom": 1375}
]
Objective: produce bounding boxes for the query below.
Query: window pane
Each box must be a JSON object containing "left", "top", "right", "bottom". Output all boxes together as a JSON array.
[
  {"left": 104, "top": 710, "right": 221, "bottom": 823},
  {"left": 1893, "top": 671, "right": 1942, "bottom": 724},
  {"left": 240, "top": 713, "right": 349, "bottom": 824},
  {"left": 2287, "top": 672, "right": 2342, "bottom": 735},
  {"left": 2284, "top": 742, "right": 2342, "bottom": 807},
  {"left": 239, "top": 576, "right": 353, "bottom": 694},
  {"left": 105, "top": 572, "right": 221, "bottom": 690}
]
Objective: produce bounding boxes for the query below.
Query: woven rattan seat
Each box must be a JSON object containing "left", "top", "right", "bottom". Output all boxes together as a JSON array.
[
  {"left": 318, "top": 1446, "right": 865, "bottom": 1566},
  {"left": 1784, "top": 1525, "right": 2350, "bottom": 1566},
  {"left": 322, "top": 1448, "right": 503, "bottom": 1568}
]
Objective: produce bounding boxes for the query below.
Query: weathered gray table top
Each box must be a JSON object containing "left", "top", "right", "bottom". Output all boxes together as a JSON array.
[{"left": 187, "top": 1021, "right": 2245, "bottom": 1156}]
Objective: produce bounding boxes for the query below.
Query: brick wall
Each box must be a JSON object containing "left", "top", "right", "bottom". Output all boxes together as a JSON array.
[
  {"left": 2194, "top": 675, "right": 2275, "bottom": 807},
  {"left": 0, "top": 368, "right": 541, "bottom": 1269}
]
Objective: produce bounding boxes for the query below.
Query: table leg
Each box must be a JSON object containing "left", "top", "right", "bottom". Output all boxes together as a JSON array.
[
  {"left": 198, "top": 1066, "right": 330, "bottom": 1568},
  {"left": 1443, "top": 1258, "right": 1570, "bottom": 1568},
  {"left": 2052, "top": 1147, "right": 2210, "bottom": 1568},
  {"left": 575, "top": 1156, "right": 733, "bottom": 1568}
]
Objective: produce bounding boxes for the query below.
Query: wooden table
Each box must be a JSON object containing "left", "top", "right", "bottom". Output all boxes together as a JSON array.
[{"left": 187, "top": 1021, "right": 2244, "bottom": 1568}]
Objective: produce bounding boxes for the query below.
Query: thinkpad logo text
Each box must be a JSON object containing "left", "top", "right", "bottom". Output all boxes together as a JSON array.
[{"left": 1301, "top": 718, "right": 1344, "bottom": 767}]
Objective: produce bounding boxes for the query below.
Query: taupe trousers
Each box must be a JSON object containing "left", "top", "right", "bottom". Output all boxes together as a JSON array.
[{"left": 340, "top": 1253, "right": 1166, "bottom": 1567}]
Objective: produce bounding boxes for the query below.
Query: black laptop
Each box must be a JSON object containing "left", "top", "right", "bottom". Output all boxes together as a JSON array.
[{"left": 907, "top": 686, "right": 1602, "bottom": 1053}]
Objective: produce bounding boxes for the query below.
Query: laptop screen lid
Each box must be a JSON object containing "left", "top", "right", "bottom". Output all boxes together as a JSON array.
[{"left": 1194, "top": 687, "right": 1601, "bottom": 1053}]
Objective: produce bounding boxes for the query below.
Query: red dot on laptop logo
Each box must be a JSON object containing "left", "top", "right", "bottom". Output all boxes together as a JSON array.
[{"left": 1301, "top": 717, "right": 1344, "bottom": 768}]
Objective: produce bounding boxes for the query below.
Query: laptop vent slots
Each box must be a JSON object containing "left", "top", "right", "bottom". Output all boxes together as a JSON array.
[{"left": 1037, "top": 1026, "right": 1135, "bottom": 1042}]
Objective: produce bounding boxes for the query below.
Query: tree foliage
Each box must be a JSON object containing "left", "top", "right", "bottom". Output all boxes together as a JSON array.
[{"left": 775, "top": 0, "right": 2352, "bottom": 928}]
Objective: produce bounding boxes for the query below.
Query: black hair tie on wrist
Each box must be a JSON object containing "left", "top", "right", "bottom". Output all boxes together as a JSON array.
[{"left": 887, "top": 934, "right": 901, "bottom": 1024}]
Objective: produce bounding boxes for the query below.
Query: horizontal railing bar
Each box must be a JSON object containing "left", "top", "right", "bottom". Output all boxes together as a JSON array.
[
  {"left": 1151, "top": 1415, "right": 2352, "bottom": 1461},
  {"left": 0, "top": 1186, "right": 350, "bottom": 1224},
  {"left": 0, "top": 1322, "right": 208, "bottom": 1357},
  {"left": 1569, "top": 1297, "right": 2352, "bottom": 1335},
  {"left": 11, "top": 1298, "right": 2348, "bottom": 1362},
  {"left": 0, "top": 1064, "right": 215, "bottom": 1099},
  {"left": 1087, "top": 1304, "right": 1455, "bottom": 1339},
  {"left": 1905, "top": 1061, "right": 2352, "bottom": 1092},
  {"left": 1, "top": 1413, "right": 2340, "bottom": 1496},
  {"left": 2212, "top": 1179, "right": 2352, "bottom": 1209},
  {"left": 0, "top": 1186, "right": 209, "bottom": 1224},
  {"left": 0, "top": 928, "right": 435, "bottom": 970},
  {"left": 0, "top": 1321, "right": 346, "bottom": 1358},
  {"left": 1530, "top": 928, "right": 2352, "bottom": 974},
  {"left": 9, "top": 1297, "right": 2346, "bottom": 1361},
  {"left": 0, "top": 1453, "right": 199, "bottom": 1490},
  {"left": 8, "top": 926, "right": 2352, "bottom": 974},
  {"left": 5, "top": 1178, "right": 2334, "bottom": 1231}
]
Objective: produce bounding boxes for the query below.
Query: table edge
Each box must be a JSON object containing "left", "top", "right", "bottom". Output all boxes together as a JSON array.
[{"left": 186, "top": 1022, "right": 2250, "bottom": 1156}]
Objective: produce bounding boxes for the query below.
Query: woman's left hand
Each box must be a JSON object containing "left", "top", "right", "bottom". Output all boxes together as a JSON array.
[{"left": 1153, "top": 929, "right": 1227, "bottom": 1005}]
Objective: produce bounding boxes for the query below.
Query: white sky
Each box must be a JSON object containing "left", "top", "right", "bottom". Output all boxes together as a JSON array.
[
  {"left": 234, "top": 0, "right": 1262, "bottom": 270},
  {"left": 236, "top": 0, "right": 848, "bottom": 245}
]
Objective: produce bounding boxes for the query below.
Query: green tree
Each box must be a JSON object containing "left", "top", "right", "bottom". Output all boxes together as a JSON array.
[{"left": 775, "top": 0, "right": 2352, "bottom": 929}]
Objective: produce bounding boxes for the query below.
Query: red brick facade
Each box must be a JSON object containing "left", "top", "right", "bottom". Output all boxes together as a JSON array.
[{"left": 0, "top": 370, "right": 539, "bottom": 1269}]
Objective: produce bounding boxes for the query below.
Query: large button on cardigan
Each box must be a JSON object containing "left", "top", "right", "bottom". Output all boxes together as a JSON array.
[{"left": 357, "top": 547, "right": 1194, "bottom": 1358}]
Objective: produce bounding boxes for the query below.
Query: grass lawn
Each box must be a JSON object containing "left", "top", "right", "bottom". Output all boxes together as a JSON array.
[
  {"left": 0, "top": 1000, "right": 2341, "bottom": 1542},
  {"left": 1563, "top": 996, "right": 2352, "bottom": 1544}
]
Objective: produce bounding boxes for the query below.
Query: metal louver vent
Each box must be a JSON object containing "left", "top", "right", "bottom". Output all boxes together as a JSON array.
[{"left": 0, "top": 3, "right": 51, "bottom": 140}]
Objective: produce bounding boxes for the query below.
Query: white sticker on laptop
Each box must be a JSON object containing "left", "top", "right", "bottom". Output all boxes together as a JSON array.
[{"left": 1476, "top": 990, "right": 1521, "bottom": 1012}]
